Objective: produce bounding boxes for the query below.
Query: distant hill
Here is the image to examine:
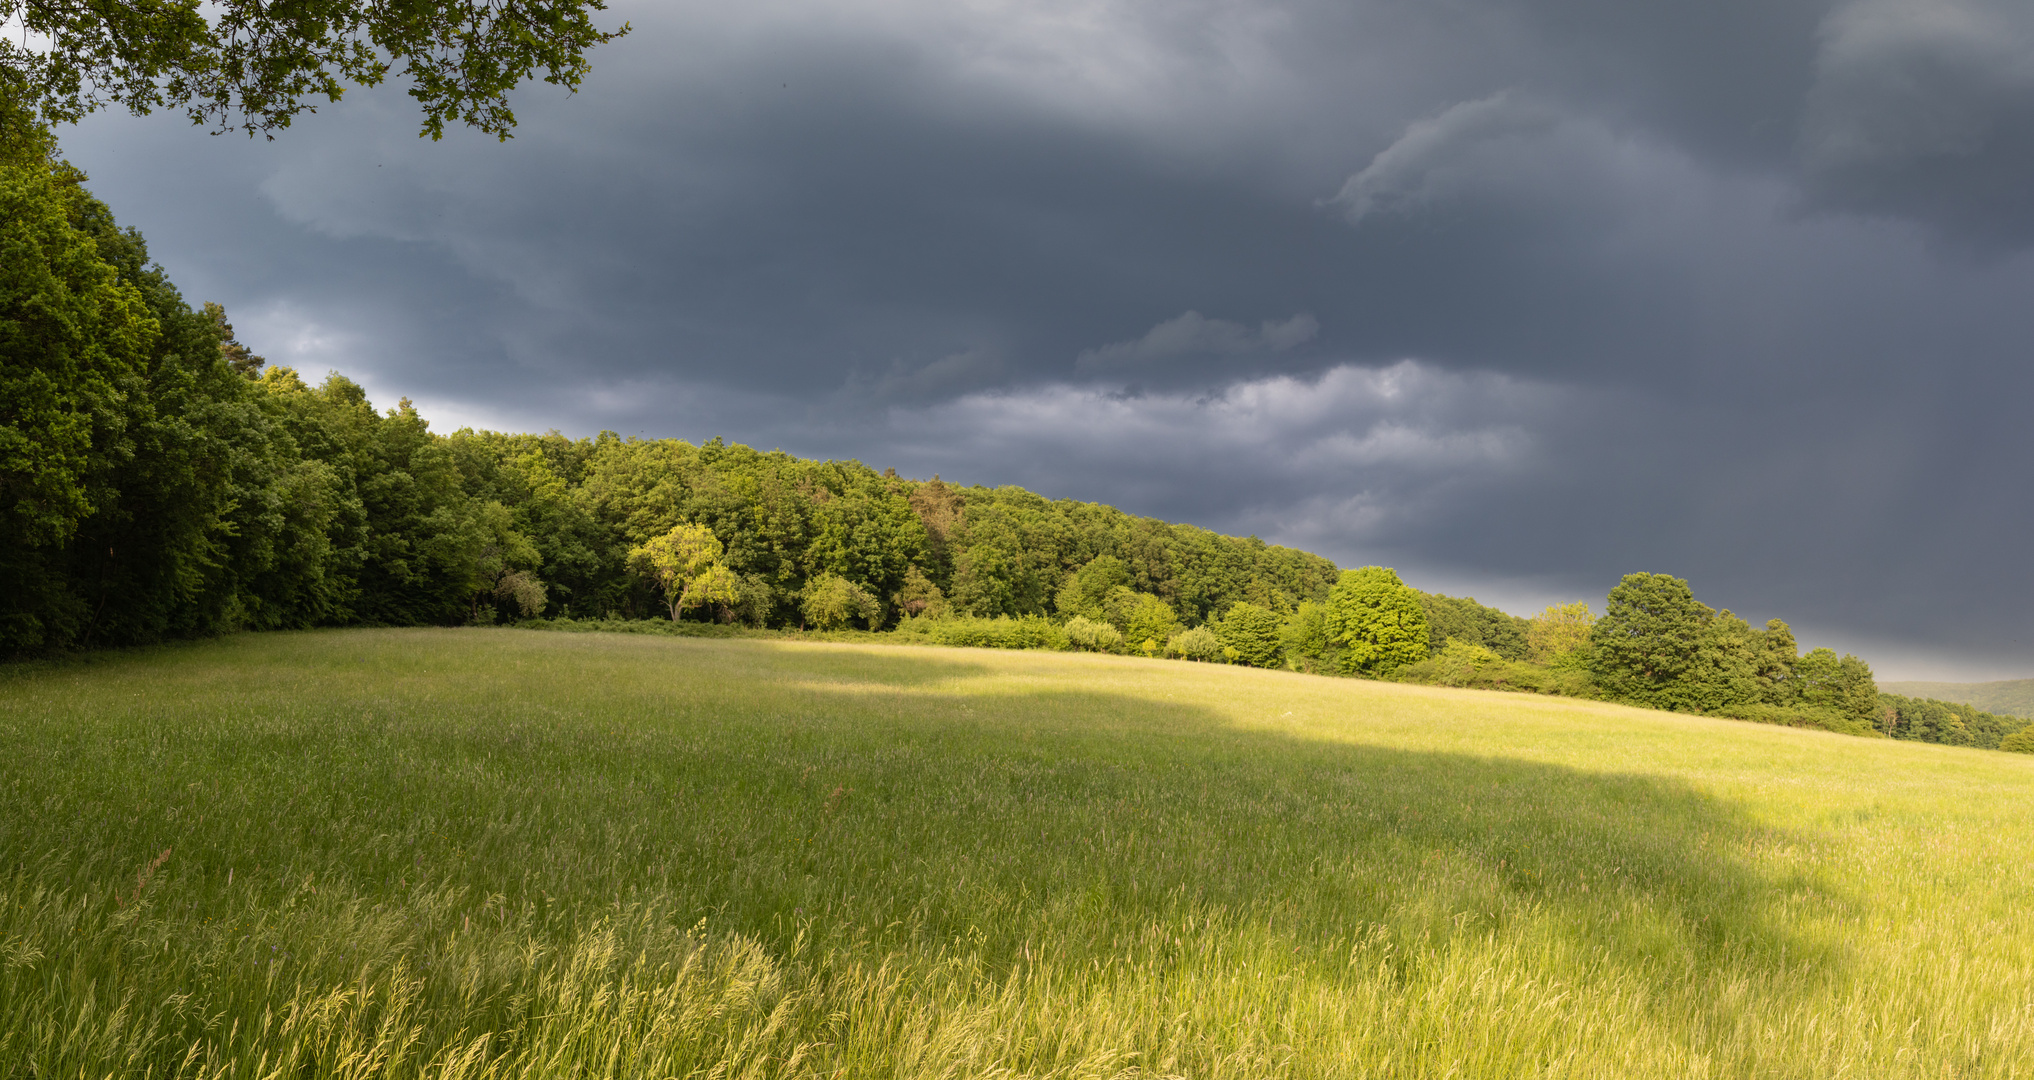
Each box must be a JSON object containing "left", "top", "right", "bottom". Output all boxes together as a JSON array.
[{"left": 1880, "top": 678, "right": 2034, "bottom": 718}]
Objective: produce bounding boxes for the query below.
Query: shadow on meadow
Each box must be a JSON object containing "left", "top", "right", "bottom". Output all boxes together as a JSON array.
[{"left": 711, "top": 665, "right": 1847, "bottom": 987}]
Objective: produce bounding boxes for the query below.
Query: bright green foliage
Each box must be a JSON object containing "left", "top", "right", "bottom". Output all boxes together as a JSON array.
[
  {"left": 1392, "top": 638, "right": 1600, "bottom": 698},
  {"left": 1418, "top": 592, "right": 1529, "bottom": 659},
  {"left": 801, "top": 572, "right": 881, "bottom": 631},
  {"left": 1680, "top": 611, "right": 1764, "bottom": 713},
  {"left": 1, "top": 149, "right": 1341, "bottom": 654},
  {"left": 2001, "top": 728, "right": 2034, "bottom": 753},
  {"left": 1754, "top": 619, "right": 1800, "bottom": 702},
  {"left": 1279, "top": 600, "right": 1341, "bottom": 674},
  {"left": 1214, "top": 601, "right": 1284, "bottom": 669},
  {"left": 0, "top": 155, "right": 154, "bottom": 552},
  {"left": 1580, "top": 574, "right": 1898, "bottom": 737},
  {"left": 894, "top": 613, "right": 1066, "bottom": 650},
  {"left": 1526, "top": 602, "right": 1594, "bottom": 664},
  {"left": 1062, "top": 615, "right": 1124, "bottom": 653},
  {"left": 1103, "top": 587, "right": 1178, "bottom": 650},
  {"left": 3, "top": 0, "right": 628, "bottom": 139},
  {"left": 1326, "top": 566, "right": 1429, "bottom": 677},
  {"left": 630, "top": 522, "right": 729, "bottom": 621},
  {"left": 1166, "top": 624, "right": 1222, "bottom": 662},
  {"left": 1, "top": 147, "right": 384, "bottom": 650}
]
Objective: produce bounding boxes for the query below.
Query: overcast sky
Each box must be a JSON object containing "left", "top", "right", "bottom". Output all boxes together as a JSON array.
[{"left": 57, "top": 0, "right": 2034, "bottom": 679}]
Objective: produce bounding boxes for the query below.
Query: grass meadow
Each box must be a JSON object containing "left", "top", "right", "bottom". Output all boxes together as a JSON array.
[{"left": 3, "top": 628, "right": 2033, "bottom": 1078}]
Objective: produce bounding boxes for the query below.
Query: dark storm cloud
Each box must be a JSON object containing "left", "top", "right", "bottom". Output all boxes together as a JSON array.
[
  {"left": 1799, "top": 0, "right": 2034, "bottom": 245},
  {"left": 55, "top": 0, "right": 2034, "bottom": 677}
]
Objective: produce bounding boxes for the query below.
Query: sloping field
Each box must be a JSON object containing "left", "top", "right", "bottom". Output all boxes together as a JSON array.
[{"left": 3, "top": 629, "right": 2032, "bottom": 1078}]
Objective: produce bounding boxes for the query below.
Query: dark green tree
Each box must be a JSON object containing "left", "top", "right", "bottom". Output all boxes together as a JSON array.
[
  {"left": 1055, "top": 554, "right": 1129, "bottom": 619},
  {"left": 1796, "top": 648, "right": 1879, "bottom": 730},
  {"left": 1418, "top": 592, "right": 1530, "bottom": 660},
  {"left": 1754, "top": 619, "right": 1800, "bottom": 704},
  {"left": 1589, "top": 572, "right": 1711, "bottom": 709},
  {"left": 203, "top": 302, "right": 264, "bottom": 377},
  {"left": 1681, "top": 610, "right": 1762, "bottom": 712}
]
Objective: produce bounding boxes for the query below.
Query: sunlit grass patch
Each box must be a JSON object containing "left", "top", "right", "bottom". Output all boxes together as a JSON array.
[{"left": 3, "top": 628, "right": 2032, "bottom": 1077}]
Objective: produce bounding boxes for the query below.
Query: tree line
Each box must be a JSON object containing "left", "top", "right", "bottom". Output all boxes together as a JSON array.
[{"left": 5, "top": 110, "right": 2027, "bottom": 755}]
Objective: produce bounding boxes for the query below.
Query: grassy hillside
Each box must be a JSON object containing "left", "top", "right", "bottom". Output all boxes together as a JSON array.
[
  {"left": 4, "top": 630, "right": 2032, "bottom": 1078},
  {"left": 1882, "top": 678, "right": 2034, "bottom": 718}
]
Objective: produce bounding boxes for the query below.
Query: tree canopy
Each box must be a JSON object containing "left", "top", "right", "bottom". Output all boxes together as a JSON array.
[
  {"left": 1326, "top": 566, "right": 1429, "bottom": 677},
  {"left": 1, "top": 0, "right": 628, "bottom": 138}
]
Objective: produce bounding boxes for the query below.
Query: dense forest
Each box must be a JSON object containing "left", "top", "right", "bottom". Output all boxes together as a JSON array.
[{"left": 4, "top": 108, "right": 2028, "bottom": 755}]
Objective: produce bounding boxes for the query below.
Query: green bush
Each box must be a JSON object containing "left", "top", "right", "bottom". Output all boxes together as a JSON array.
[
  {"left": 1709, "top": 702, "right": 1883, "bottom": 739},
  {"left": 1167, "top": 625, "right": 1223, "bottom": 662},
  {"left": 1390, "top": 639, "right": 1596, "bottom": 697},
  {"left": 1064, "top": 615, "right": 1125, "bottom": 653},
  {"left": 2000, "top": 728, "right": 2034, "bottom": 754},
  {"left": 906, "top": 615, "right": 1068, "bottom": 651}
]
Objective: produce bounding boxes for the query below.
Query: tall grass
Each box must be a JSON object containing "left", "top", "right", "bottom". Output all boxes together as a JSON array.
[{"left": 2, "top": 628, "right": 2032, "bottom": 1077}]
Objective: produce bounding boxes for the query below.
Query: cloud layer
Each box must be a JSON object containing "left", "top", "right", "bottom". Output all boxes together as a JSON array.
[{"left": 56, "top": 0, "right": 2034, "bottom": 677}]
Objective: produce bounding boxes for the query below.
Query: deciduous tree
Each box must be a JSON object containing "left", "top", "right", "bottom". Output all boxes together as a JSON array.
[
  {"left": 1326, "top": 566, "right": 1428, "bottom": 677},
  {"left": 1526, "top": 601, "right": 1595, "bottom": 664},
  {"left": 629, "top": 523, "right": 730, "bottom": 622},
  {"left": 1590, "top": 572, "right": 1710, "bottom": 709},
  {"left": 1215, "top": 601, "right": 1283, "bottom": 668}
]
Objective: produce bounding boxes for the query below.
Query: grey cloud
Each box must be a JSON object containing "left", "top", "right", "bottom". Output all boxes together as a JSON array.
[
  {"left": 1328, "top": 94, "right": 1565, "bottom": 224},
  {"left": 838, "top": 349, "right": 1009, "bottom": 407},
  {"left": 1074, "top": 311, "right": 1318, "bottom": 373},
  {"left": 871, "top": 360, "right": 1561, "bottom": 538},
  {"left": 1799, "top": 0, "right": 2034, "bottom": 245}
]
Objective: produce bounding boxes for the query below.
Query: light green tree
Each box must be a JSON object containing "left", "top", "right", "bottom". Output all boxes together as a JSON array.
[
  {"left": 1526, "top": 601, "right": 1594, "bottom": 664},
  {"left": 801, "top": 572, "right": 881, "bottom": 631},
  {"left": 1167, "top": 625, "right": 1223, "bottom": 662},
  {"left": 1326, "top": 566, "right": 1429, "bottom": 677},
  {"left": 628, "top": 523, "right": 735, "bottom": 621},
  {"left": 1279, "top": 600, "right": 1337, "bottom": 673}
]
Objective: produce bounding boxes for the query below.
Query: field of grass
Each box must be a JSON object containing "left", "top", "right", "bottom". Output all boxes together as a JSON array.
[{"left": 4, "top": 628, "right": 2033, "bottom": 1078}]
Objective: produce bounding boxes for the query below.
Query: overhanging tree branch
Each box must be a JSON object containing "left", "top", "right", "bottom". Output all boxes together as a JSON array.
[{"left": 0, "top": 0, "right": 628, "bottom": 138}]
